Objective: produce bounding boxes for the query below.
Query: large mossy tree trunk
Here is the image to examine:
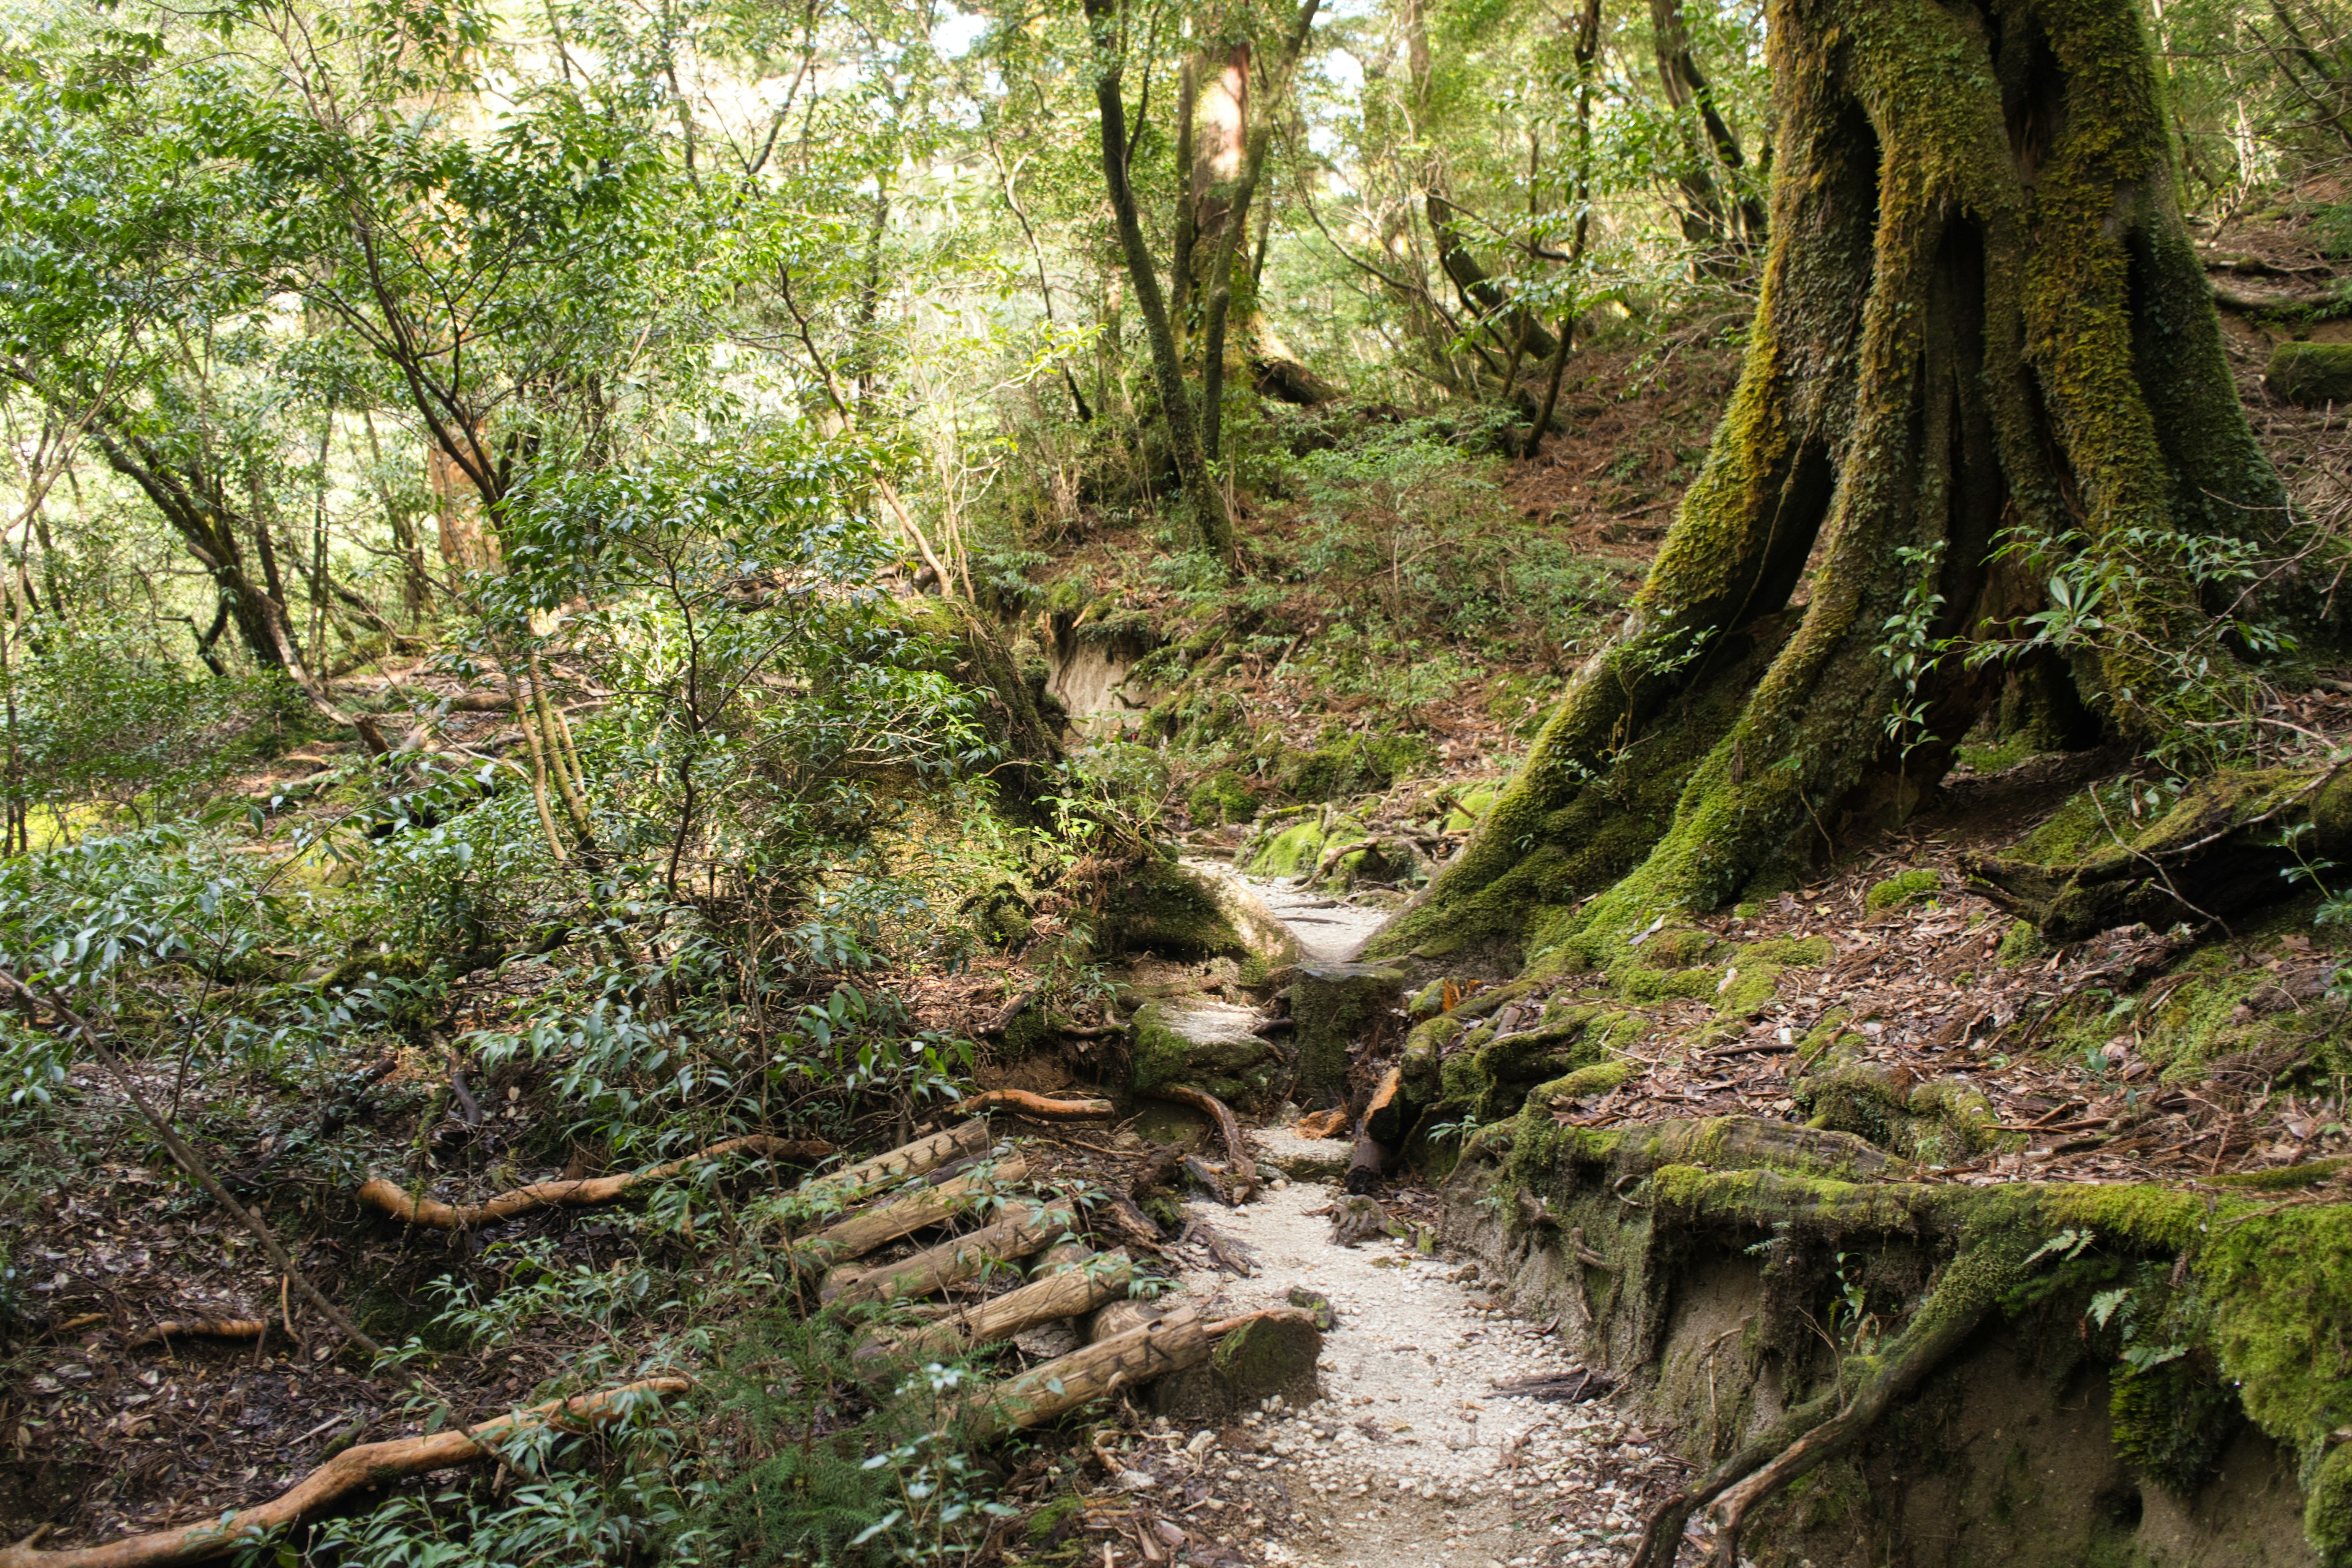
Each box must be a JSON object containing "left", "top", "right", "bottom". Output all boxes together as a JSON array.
[{"left": 1377, "top": 0, "right": 2287, "bottom": 967}]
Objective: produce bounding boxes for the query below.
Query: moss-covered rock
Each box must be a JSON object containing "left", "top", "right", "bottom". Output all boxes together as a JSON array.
[
  {"left": 1152, "top": 1310, "right": 1322, "bottom": 1421},
  {"left": 1128, "top": 1001, "right": 1280, "bottom": 1104},
  {"left": 1864, "top": 868, "right": 1942, "bottom": 912},
  {"left": 2267, "top": 340, "right": 2352, "bottom": 404},
  {"left": 1246, "top": 815, "right": 1327, "bottom": 879},
  {"left": 1096, "top": 858, "right": 1297, "bottom": 980},
  {"left": 1290, "top": 961, "right": 1406, "bottom": 1106}
]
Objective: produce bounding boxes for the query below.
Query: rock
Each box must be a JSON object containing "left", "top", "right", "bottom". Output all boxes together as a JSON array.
[
  {"left": 1130, "top": 1000, "right": 1280, "bottom": 1104},
  {"left": 1253, "top": 1126, "right": 1354, "bottom": 1181},
  {"left": 2266, "top": 340, "right": 2352, "bottom": 404},
  {"left": 1289, "top": 961, "right": 1406, "bottom": 1105},
  {"left": 1097, "top": 857, "right": 1297, "bottom": 980},
  {"left": 1154, "top": 1313, "right": 1324, "bottom": 1422}
]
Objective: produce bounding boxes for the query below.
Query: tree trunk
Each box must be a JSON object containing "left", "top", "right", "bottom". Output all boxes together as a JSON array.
[
  {"left": 1083, "top": 0, "right": 1237, "bottom": 562},
  {"left": 1376, "top": 0, "right": 2287, "bottom": 966},
  {"left": 1649, "top": 0, "right": 1767, "bottom": 260}
]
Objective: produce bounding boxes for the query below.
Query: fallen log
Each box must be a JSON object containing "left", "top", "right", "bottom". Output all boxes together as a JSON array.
[
  {"left": 358, "top": 1135, "right": 832, "bottom": 1229},
  {"left": 954, "top": 1090, "right": 1115, "bottom": 1121},
  {"left": 826, "top": 1199, "right": 1078, "bottom": 1309},
  {"left": 797, "top": 1118, "right": 991, "bottom": 1210},
  {"left": 0, "top": 1378, "right": 690, "bottom": 1568},
  {"left": 876, "top": 1249, "right": 1134, "bottom": 1361},
  {"left": 959, "top": 1307, "right": 1211, "bottom": 1442},
  {"left": 126, "top": 1319, "right": 269, "bottom": 1350},
  {"left": 792, "top": 1155, "right": 1031, "bottom": 1271}
]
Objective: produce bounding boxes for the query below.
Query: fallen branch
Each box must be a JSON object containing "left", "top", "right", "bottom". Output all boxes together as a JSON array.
[
  {"left": 0, "top": 1378, "right": 690, "bottom": 1568},
  {"left": 1348, "top": 1068, "right": 1403, "bottom": 1194},
  {"left": 0, "top": 971, "right": 386, "bottom": 1360},
  {"left": 958, "top": 1307, "right": 1210, "bottom": 1442},
  {"left": 954, "top": 1090, "right": 1117, "bottom": 1121},
  {"left": 793, "top": 1155, "right": 1032, "bottom": 1271},
  {"left": 827, "top": 1199, "right": 1077, "bottom": 1309},
  {"left": 357, "top": 1135, "right": 832, "bottom": 1230},
  {"left": 799, "top": 1118, "right": 991, "bottom": 1210},
  {"left": 872, "top": 1249, "right": 1133, "bottom": 1361}
]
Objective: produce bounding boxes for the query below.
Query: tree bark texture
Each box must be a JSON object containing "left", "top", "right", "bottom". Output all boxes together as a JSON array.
[{"left": 1377, "top": 0, "right": 2287, "bottom": 965}]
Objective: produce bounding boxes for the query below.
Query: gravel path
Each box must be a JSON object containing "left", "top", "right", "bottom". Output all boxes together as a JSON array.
[{"left": 1144, "top": 1159, "right": 1687, "bottom": 1568}]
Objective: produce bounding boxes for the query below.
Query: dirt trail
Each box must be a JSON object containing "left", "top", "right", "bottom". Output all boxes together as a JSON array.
[
  {"left": 1118, "top": 869, "right": 1687, "bottom": 1568},
  {"left": 1156, "top": 1170, "right": 1683, "bottom": 1568}
]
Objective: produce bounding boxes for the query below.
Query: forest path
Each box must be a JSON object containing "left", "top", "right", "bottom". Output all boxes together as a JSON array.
[
  {"left": 1117, "top": 867, "right": 1683, "bottom": 1568},
  {"left": 1151, "top": 1169, "right": 1679, "bottom": 1568}
]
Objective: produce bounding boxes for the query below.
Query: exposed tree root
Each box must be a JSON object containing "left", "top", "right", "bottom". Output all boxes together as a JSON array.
[
  {"left": 954, "top": 1090, "right": 1116, "bottom": 1120},
  {"left": 356, "top": 1135, "right": 832, "bottom": 1229},
  {"left": 125, "top": 1319, "right": 269, "bottom": 1350},
  {"left": 0, "top": 1378, "right": 690, "bottom": 1568},
  {"left": 1153, "top": 1085, "right": 1249, "bottom": 1175},
  {"left": 1625, "top": 1235, "right": 2030, "bottom": 1568}
]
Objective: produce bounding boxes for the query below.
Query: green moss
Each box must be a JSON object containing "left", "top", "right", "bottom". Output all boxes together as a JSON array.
[
  {"left": 2266, "top": 341, "right": 2352, "bottom": 405},
  {"left": 1186, "top": 769, "right": 1262, "bottom": 826},
  {"left": 1643, "top": 927, "right": 1722, "bottom": 967},
  {"left": 1277, "top": 731, "right": 1431, "bottom": 802},
  {"left": 1128, "top": 1003, "right": 1276, "bottom": 1101},
  {"left": 2199, "top": 1203, "right": 2352, "bottom": 1499},
  {"left": 1740, "top": 935, "right": 1833, "bottom": 967},
  {"left": 1246, "top": 819, "right": 1325, "bottom": 879},
  {"left": 1865, "top": 869, "right": 1943, "bottom": 913},
  {"left": 1996, "top": 920, "right": 2047, "bottom": 967},
  {"left": 1529, "top": 1061, "right": 1632, "bottom": 1105},
  {"left": 1714, "top": 960, "right": 1784, "bottom": 1020},
  {"left": 2110, "top": 1356, "right": 2241, "bottom": 1495},
  {"left": 1619, "top": 965, "right": 1725, "bottom": 1003},
  {"left": 2038, "top": 1184, "right": 2205, "bottom": 1253},
  {"left": 2307, "top": 1442, "right": 2352, "bottom": 1568}
]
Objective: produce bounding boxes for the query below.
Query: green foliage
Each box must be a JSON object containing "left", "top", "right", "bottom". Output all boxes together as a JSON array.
[{"left": 705, "top": 1308, "right": 1009, "bottom": 1567}]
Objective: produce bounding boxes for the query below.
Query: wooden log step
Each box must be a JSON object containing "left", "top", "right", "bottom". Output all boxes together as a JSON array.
[
  {"left": 872, "top": 1248, "right": 1133, "bottom": 1362},
  {"left": 826, "top": 1199, "right": 1078, "bottom": 1309},
  {"left": 958, "top": 1306, "right": 1212, "bottom": 1442},
  {"left": 792, "top": 1154, "right": 1031, "bottom": 1270},
  {"left": 797, "top": 1118, "right": 991, "bottom": 1210}
]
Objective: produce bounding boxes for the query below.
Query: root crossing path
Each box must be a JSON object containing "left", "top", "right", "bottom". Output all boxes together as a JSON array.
[{"left": 1134, "top": 1169, "right": 1687, "bottom": 1568}]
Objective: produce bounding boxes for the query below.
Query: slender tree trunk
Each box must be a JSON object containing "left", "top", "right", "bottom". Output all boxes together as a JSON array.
[
  {"left": 1083, "top": 0, "right": 1238, "bottom": 562},
  {"left": 1521, "top": 0, "right": 1604, "bottom": 456},
  {"left": 1377, "top": 0, "right": 2287, "bottom": 965},
  {"left": 1650, "top": 0, "right": 1767, "bottom": 259},
  {"left": 1200, "top": 0, "right": 1323, "bottom": 461}
]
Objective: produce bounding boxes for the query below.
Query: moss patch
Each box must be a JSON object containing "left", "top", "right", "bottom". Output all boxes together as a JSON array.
[{"left": 1864, "top": 869, "right": 1943, "bottom": 913}]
